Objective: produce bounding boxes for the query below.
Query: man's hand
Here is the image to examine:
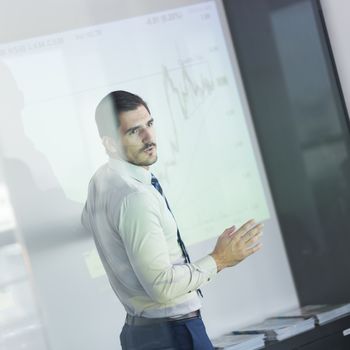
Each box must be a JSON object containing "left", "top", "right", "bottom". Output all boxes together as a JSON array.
[{"left": 210, "top": 219, "right": 263, "bottom": 272}]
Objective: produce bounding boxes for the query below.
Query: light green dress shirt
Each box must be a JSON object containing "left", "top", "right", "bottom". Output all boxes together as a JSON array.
[{"left": 82, "top": 158, "right": 217, "bottom": 318}]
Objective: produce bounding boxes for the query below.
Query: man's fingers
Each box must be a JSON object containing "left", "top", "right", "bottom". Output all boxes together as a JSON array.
[
  {"left": 242, "top": 223, "right": 264, "bottom": 243},
  {"left": 222, "top": 225, "right": 236, "bottom": 237},
  {"left": 245, "top": 242, "right": 263, "bottom": 256},
  {"left": 235, "top": 219, "right": 256, "bottom": 240},
  {"left": 245, "top": 232, "right": 263, "bottom": 247},
  {"left": 227, "top": 225, "right": 236, "bottom": 237}
]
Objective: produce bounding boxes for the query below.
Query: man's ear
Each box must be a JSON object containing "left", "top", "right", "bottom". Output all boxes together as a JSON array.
[{"left": 102, "top": 136, "right": 119, "bottom": 154}]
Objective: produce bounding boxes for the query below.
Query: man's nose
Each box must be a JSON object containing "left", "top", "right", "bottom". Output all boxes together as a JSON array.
[{"left": 141, "top": 127, "right": 153, "bottom": 143}]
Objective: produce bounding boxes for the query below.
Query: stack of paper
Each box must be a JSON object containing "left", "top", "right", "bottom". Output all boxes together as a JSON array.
[
  {"left": 279, "top": 304, "right": 350, "bottom": 325},
  {"left": 212, "top": 333, "right": 265, "bottom": 350},
  {"left": 231, "top": 317, "right": 315, "bottom": 341}
]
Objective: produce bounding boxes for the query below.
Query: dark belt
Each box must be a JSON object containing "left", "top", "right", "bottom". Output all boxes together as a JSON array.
[{"left": 125, "top": 310, "right": 201, "bottom": 326}]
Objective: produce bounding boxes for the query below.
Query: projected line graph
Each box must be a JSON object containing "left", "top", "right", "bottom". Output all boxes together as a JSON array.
[
  {"left": 157, "top": 59, "right": 231, "bottom": 185},
  {"left": 163, "top": 61, "right": 215, "bottom": 120},
  {"left": 162, "top": 60, "right": 217, "bottom": 150}
]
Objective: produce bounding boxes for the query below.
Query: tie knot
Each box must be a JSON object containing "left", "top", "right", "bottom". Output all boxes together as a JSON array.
[
  {"left": 151, "top": 174, "right": 163, "bottom": 195},
  {"left": 151, "top": 173, "right": 158, "bottom": 184}
]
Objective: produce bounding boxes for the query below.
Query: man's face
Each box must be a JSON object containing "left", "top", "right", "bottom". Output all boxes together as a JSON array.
[{"left": 117, "top": 105, "right": 157, "bottom": 169}]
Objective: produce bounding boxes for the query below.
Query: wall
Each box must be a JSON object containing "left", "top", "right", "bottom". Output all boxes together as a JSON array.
[{"left": 321, "top": 0, "right": 350, "bottom": 118}]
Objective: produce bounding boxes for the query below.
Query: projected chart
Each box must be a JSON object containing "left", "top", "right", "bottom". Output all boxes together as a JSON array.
[{"left": 0, "top": 1, "right": 269, "bottom": 244}]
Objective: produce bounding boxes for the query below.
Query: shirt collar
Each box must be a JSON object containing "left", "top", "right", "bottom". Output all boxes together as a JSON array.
[{"left": 108, "top": 158, "right": 152, "bottom": 185}]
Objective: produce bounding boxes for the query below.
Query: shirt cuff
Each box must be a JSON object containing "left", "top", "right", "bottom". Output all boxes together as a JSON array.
[{"left": 194, "top": 254, "right": 218, "bottom": 281}]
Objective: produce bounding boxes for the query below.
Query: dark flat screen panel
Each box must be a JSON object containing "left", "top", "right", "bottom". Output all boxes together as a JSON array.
[{"left": 223, "top": 0, "right": 350, "bottom": 304}]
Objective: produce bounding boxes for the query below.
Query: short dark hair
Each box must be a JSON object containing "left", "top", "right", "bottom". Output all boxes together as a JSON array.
[{"left": 95, "top": 90, "right": 150, "bottom": 138}]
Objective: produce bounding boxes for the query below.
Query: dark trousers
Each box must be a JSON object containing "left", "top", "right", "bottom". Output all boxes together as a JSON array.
[{"left": 120, "top": 316, "right": 214, "bottom": 350}]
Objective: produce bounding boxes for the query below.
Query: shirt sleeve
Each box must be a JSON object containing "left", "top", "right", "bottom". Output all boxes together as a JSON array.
[{"left": 117, "top": 191, "right": 217, "bottom": 304}]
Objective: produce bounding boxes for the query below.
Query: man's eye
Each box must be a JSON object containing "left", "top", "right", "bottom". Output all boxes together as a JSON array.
[{"left": 148, "top": 120, "right": 154, "bottom": 127}]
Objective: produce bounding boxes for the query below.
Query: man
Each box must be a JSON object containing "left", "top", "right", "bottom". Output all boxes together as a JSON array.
[{"left": 81, "top": 90, "right": 263, "bottom": 349}]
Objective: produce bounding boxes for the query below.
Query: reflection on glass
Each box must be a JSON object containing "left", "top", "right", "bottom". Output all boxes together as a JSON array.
[
  {"left": 0, "top": 175, "right": 49, "bottom": 349},
  {"left": 0, "top": 183, "right": 16, "bottom": 233}
]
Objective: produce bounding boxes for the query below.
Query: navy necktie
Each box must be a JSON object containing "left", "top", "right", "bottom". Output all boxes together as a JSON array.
[{"left": 151, "top": 174, "right": 203, "bottom": 298}]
